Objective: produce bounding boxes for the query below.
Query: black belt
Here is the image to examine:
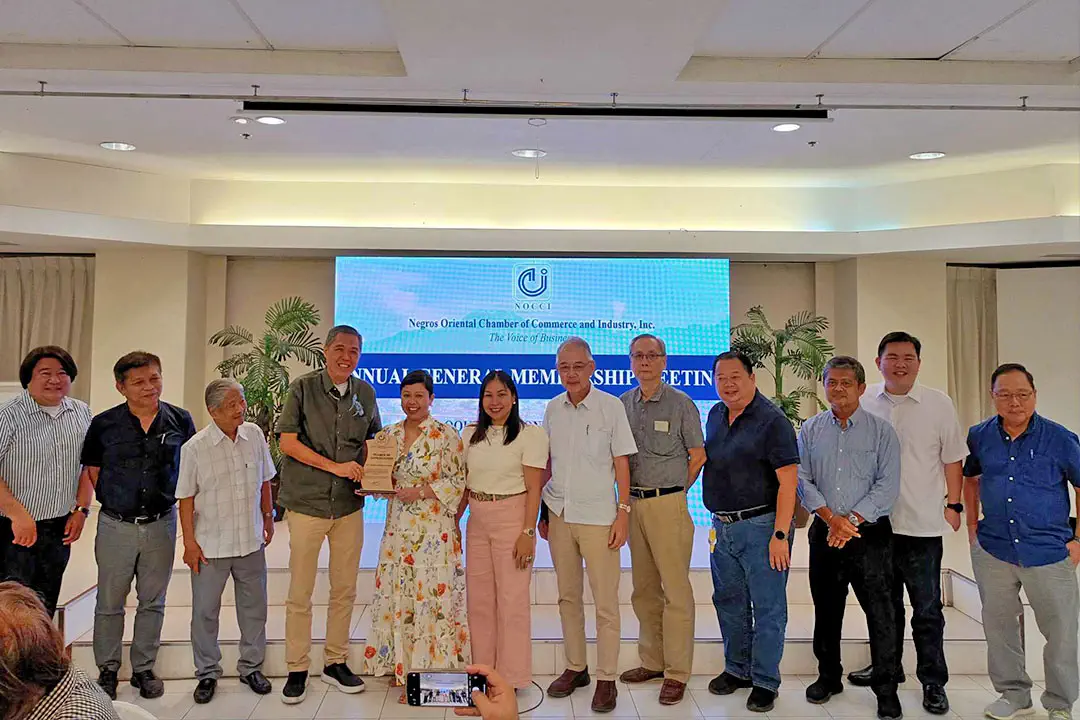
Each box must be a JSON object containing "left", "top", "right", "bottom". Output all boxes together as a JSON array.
[
  {"left": 629, "top": 486, "right": 684, "bottom": 500},
  {"left": 101, "top": 507, "right": 172, "bottom": 525},
  {"left": 712, "top": 506, "right": 774, "bottom": 524}
]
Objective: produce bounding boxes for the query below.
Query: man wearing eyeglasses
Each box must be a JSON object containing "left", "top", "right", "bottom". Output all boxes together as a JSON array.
[
  {"left": 617, "top": 335, "right": 705, "bottom": 706},
  {"left": 963, "top": 363, "right": 1080, "bottom": 720}
]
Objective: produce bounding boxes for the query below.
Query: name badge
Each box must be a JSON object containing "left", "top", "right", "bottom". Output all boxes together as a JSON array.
[{"left": 654, "top": 420, "right": 670, "bottom": 432}]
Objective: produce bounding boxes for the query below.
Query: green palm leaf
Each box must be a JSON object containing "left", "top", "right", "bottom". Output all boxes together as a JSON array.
[
  {"left": 265, "top": 297, "right": 321, "bottom": 336},
  {"left": 209, "top": 325, "right": 254, "bottom": 348}
]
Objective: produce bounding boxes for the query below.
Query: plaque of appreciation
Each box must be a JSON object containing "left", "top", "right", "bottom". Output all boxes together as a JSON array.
[{"left": 359, "top": 434, "right": 398, "bottom": 495}]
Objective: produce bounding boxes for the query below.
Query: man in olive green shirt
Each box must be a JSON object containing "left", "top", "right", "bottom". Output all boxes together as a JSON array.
[{"left": 276, "top": 325, "right": 381, "bottom": 705}]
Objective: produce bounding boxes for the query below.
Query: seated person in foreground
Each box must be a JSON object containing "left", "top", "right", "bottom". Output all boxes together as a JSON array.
[{"left": 0, "top": 580, "right": 120, "bottom": 720}]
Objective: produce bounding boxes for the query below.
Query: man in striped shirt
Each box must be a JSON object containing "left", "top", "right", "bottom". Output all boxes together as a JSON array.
[{"left": 0, "top": 346, "right": 94, "bottom": 619}]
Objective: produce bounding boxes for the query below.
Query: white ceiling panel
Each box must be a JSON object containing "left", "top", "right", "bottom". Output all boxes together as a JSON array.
[
  {"left": 950, "top": 0, "right": 1080, "bottom": 61},
  {"left": 0, "top": 0, "right": 124, "bottom": 45},
  {"left": 235, "top": 0, "right": 397, "bottom": 51},
  {"left": 82, "top": 0, "right": 265, "bottom": 48},
  {"left": 818, "top": 0, "right": 1037, "bottom": 59},
  {"left": 695, "top": 0, "right": 869, "bottom": 58}
]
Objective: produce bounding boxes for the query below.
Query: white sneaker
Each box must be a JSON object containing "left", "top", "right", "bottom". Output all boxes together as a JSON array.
[{"left": 984, "top": 697, "right": 1036, "bottom": 720}]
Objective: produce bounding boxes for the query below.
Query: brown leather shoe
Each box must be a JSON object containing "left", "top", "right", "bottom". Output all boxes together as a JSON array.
[
  {"left": 659, "top": 679, "right": 686, "bottom": 706},
  {"left": 547, "top": 668, "right": 590, "bottom": 698},
  {"left": 620, "top": 667, "right": 664, "bottom": 684},
  {"left": 591, "top": 680, "right": 618, "bottom": 713}
]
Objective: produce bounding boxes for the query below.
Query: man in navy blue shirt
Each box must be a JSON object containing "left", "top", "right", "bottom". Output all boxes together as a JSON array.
[
  {"left": 702, "top": 351, "right": 799, "bottom": 713},
  {"left": 963, "top": 363, "right": 1080, "bottom": 720}
]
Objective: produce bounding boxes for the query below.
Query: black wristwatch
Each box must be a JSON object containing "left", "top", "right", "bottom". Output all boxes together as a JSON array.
[
  {"left": 774, "top": 529, "right": 786, "bottom": 541},
  {"left": 945, "top": 502, "right": 964, "bottom": 513},
  {"left": 73, "top": 505, "right": 90, "bottom": 516}
]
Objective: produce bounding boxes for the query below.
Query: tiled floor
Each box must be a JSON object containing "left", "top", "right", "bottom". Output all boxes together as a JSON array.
[{"left": 105, "top": 671, "right": 1037, "bottom": 720}]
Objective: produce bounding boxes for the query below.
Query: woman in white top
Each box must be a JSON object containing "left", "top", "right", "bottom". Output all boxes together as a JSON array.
[{"left": 457, "top": 370, "right": 548, "bottom": 689}]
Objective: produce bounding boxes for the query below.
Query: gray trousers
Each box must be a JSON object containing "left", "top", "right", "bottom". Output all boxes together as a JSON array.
[
  {"left": 971, "top": 540, "right": 1080, "bottom": 711},
  {"left": 94, "top": 510, "right": 177, "bottom": 673},
  {"left": 191, "top": 547, "right": 268, "bottom": 680}
]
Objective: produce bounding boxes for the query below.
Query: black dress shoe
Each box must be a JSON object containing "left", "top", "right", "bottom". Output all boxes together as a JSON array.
[
  {"left": 97, "top": 670, "right": 118, "bottom": 700},
  {"left": 923, "top": 684, "right": 949, "bottom": 715},
  {"left": 805, "top": 678, "right": 844, "bottom": 704},
  {"left": 849, "top": 664, "right": 907, "bottom": 687},
  {"left": 746, "top": 687, "right": 777, "bottom": 713},
  {"left": 193, "top": 678, "right": 216, "bottom": 704},
  {"left": 877, "top": 691, "right": 903, "bottom": 720},
  {"left": 241, "top": 670, "right": 273, "bottom": 695},
  {"left": 130, "top": 670, "right": 165, "bottom": 699},
  {"left": 708, "top": 672, "right": 753, "bottom": 696}
]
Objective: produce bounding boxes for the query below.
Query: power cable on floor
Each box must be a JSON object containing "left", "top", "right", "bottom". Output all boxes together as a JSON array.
[{"left": 519, "top": 680, "right": 545, "bottom": 715}]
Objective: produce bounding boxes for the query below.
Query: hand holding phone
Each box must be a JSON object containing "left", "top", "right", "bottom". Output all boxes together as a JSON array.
[
  {"left": 406, "top": 670, "right": 488, "bottom": 708},
  {"left": 453, "top": 665, "right": 518, "bottom": 720}
]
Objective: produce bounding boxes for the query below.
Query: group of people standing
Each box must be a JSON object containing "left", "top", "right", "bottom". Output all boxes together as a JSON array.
[{"left": 1, "top": 325, "right": 1078, "bottom": 720}]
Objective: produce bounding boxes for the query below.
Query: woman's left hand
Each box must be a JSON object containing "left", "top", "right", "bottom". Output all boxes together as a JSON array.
[
  {"left": 512, "top": 533, "right": 536, "bottom": 570},
  {"left": 396, "top": 486, "right": 425, "bottom": 503}
]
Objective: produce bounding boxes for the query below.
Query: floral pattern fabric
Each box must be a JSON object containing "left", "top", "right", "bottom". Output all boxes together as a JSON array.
[{"left": 362, "top": 416, "right": 470, "bottom": 683}]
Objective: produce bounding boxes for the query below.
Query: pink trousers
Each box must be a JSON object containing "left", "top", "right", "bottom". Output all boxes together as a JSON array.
[{"left": 466, "top": 493, "right": 533, "bottom": 688}]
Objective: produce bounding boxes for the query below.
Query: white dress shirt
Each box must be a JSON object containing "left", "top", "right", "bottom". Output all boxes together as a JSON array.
[
  {"left": 861, "top": 383, "right": 967, "bottom": 537},
  {"left": 543, "top": 385, "right": 637, "bottom": 526},
  {"left": 176, "top": 421, "right": 276, "bottom": 558}
]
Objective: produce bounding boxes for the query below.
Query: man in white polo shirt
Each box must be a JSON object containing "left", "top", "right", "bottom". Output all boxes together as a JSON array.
[
  {"left": 176, "top": 379, "right": 276, "bottom": 706},
  {"left": 539, "top": 337, "right": 637, "bottom": 714},
  {"left": 849, "top": 332, "right": 967, "bottom": 716}
]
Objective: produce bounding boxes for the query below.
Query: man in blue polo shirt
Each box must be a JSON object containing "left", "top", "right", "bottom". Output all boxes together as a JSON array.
[
  {"left": 963, "top": 363, "right": 1080, "bottom": 720},
  {"left": 702, "top": 351, "right": 799, "bottom": 714}
]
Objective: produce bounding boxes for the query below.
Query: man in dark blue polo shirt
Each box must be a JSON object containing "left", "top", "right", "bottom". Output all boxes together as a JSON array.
[
  {"left": 963, "top": 363, "right": 1080, "bottom": 720},
  {"left": 702, "top": 351, "right": 800, "bottom": 713},
  {"left": 80, "top": 352, "right": 196, "bottom": 701}
]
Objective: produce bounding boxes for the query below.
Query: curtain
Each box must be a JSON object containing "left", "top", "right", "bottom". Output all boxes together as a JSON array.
[
  {"left": 947, "top": 266, "right": 997, "bottom": 431},
  {"left": 0, "top": 256, "right": 95, "bottom": 401}
]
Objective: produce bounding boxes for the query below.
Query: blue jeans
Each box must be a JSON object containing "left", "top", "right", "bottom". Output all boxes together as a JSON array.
[{"left": 710, "top": 512, "right": 791, "bottom": 692}]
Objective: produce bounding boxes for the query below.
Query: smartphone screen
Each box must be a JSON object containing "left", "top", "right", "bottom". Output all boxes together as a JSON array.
[{"left": 407, "top": 671, "right": 487, "bottom": 707}]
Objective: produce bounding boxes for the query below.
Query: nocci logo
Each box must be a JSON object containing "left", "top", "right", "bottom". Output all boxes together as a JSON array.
[{"left": 514, "top": 265, "right": 550, "bottom": 299}]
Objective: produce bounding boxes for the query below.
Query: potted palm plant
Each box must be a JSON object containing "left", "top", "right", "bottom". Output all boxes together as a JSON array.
[
  {"left": 730, "top": 306, "right": 834, "bottom": 528},
  {"left": 209, "top": 296, "right": 326, "bottom": 519}
]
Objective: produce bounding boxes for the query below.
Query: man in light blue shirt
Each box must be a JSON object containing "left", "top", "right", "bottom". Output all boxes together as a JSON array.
[{"left": 797, "top": 356, "right": 903, "bottom": 720}]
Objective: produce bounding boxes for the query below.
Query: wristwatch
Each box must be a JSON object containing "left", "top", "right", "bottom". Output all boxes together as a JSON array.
[
  {"left": 774, "top": 529, "right": 787, "bottom": 541},
  {"left": 522, "top": 528, "right": 536, "bottom": 538},
  {"left": 618, "top": 503, "right": 632, "bottom": 514},
  {"left": 73, "top": 505, "right": 90, "bottom": 516},
  {"left": 847, "top": 513, "right": 861, "bottom": 526},
  {"left": 945, "top": 502, "right": 964, "bottom": 513}
]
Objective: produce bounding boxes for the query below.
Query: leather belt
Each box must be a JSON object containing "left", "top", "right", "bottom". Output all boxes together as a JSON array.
[
  {"left": 629, "top": 486, "right": 684, "bottom": 500},
  {"left": 101, "top": 507, "right": 172, "bottom": 525},
  {"left": 712, "top": 505, "right": 773, "bottom": 524},
  {"left": 469, "top": 490, "right": 526, "bottom": 502}
]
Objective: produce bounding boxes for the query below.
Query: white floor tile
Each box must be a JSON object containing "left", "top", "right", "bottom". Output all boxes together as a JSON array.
[
  {"left": 936, "top": 689, "right": 995, "bottom": 717},
  {"left": 373, "top": 693, "right": 449, "bottom": 719},
  {"left": 689, "top": 689, "right": 759, "bottom": 718},
  {"left": 249, "top": 684, "right": 328, "bottom": 719},
  {"left": 117, "top": 692, "right": 195, "bottom": 720},
  {"left": 314, "top": 688, "right": 391, "bottom": 719},
  {"left": 183, "top": 690, "right": 261, "bottom": 719},
  {"left": 629, "top": 687, "right": 703, "bottom": 718}
]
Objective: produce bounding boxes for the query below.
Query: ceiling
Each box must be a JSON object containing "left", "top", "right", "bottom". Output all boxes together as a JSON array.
[{"left": 0, "top": 0, "right": 1077, "bottom": 184}]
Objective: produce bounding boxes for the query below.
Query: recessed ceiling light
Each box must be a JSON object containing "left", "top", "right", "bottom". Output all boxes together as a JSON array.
[
  {"left": 512, "top": 148, "right": 547, "bottom": 158},
  {"left": 231, "top": 116, "right": 251, "bottom": 125},
  {"left": 772, "top": 123, "right": 801, "bottom": 133},
  {"left": 100, "top": 141, "right": 136, "bottom": 151},
  {"left": 528, "top": 118, "right": 547, "bottom": 127},
  {"left": 255, "top": 116, "right": 286, "bottom": 125},
  {"left": 909, "top": 151, "right": 946, "bottom": 160}
]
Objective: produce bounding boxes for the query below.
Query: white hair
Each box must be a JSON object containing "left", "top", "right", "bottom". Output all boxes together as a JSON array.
[
  {"left": 205, "top": 378, "right": 244, "bottom": 411},
  {"left": 556, "top": 336, "right": 593, "bottom": 361}
]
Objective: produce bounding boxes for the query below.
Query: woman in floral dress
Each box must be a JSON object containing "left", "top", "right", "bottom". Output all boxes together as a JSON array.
[{"left": 361, "top": 370, "right": 470, "bottom": 701}]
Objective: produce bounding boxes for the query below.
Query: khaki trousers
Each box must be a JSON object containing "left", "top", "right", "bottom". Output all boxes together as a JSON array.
[
  {"left": 285, "top": 509, "right": 364, "bottom": 672},
  {"left": 548, "top": 511, "right": 622, "bottom": 681},
  {"left": 628, "top": 491, "right": 696, "bottom": 683}
]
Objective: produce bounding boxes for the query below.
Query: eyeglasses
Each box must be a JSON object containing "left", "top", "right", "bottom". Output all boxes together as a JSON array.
[
  {"left": 993, "top": 391, "right": 1034, "bottom": 403},
  {"left": 630, "top": 352, "right": 665, "bottom": 362},
  {"left": 557, "top": 363, "right": 590, "bottom": 374}
]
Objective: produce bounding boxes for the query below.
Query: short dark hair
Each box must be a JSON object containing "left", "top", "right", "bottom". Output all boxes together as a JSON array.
[
  {"left": 712, "top": 350, "right": 753, "bottom": 376},
  {"left": 991, "top": 362, "right": 1035, "bottom": 390},
  {"left": 877, "top": 331, "right": 922, "bottom": 359},
  {"left": 326, "top": 325, "right": 362, "bottom": 348},
  {"left": 113, "top": 351, "right": 162, "bottom": 383},
  {"left": 18, "top": 346, "right": 78, "bottom": 388},
  {"left": 823, "top": 355, "right": 866, "bottom": 385},
  {"left": 401, "top": 369, "right": 434, "bottom": 395}
]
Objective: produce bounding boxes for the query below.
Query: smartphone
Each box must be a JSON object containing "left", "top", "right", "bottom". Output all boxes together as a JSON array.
[{"left": 406, "top": 670, "right": 487, "bottom": 708}]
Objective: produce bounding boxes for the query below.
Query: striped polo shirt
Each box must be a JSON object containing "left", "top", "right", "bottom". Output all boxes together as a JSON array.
[{"left": 0, "top": 390, "right": 92, "bottom": 521}]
